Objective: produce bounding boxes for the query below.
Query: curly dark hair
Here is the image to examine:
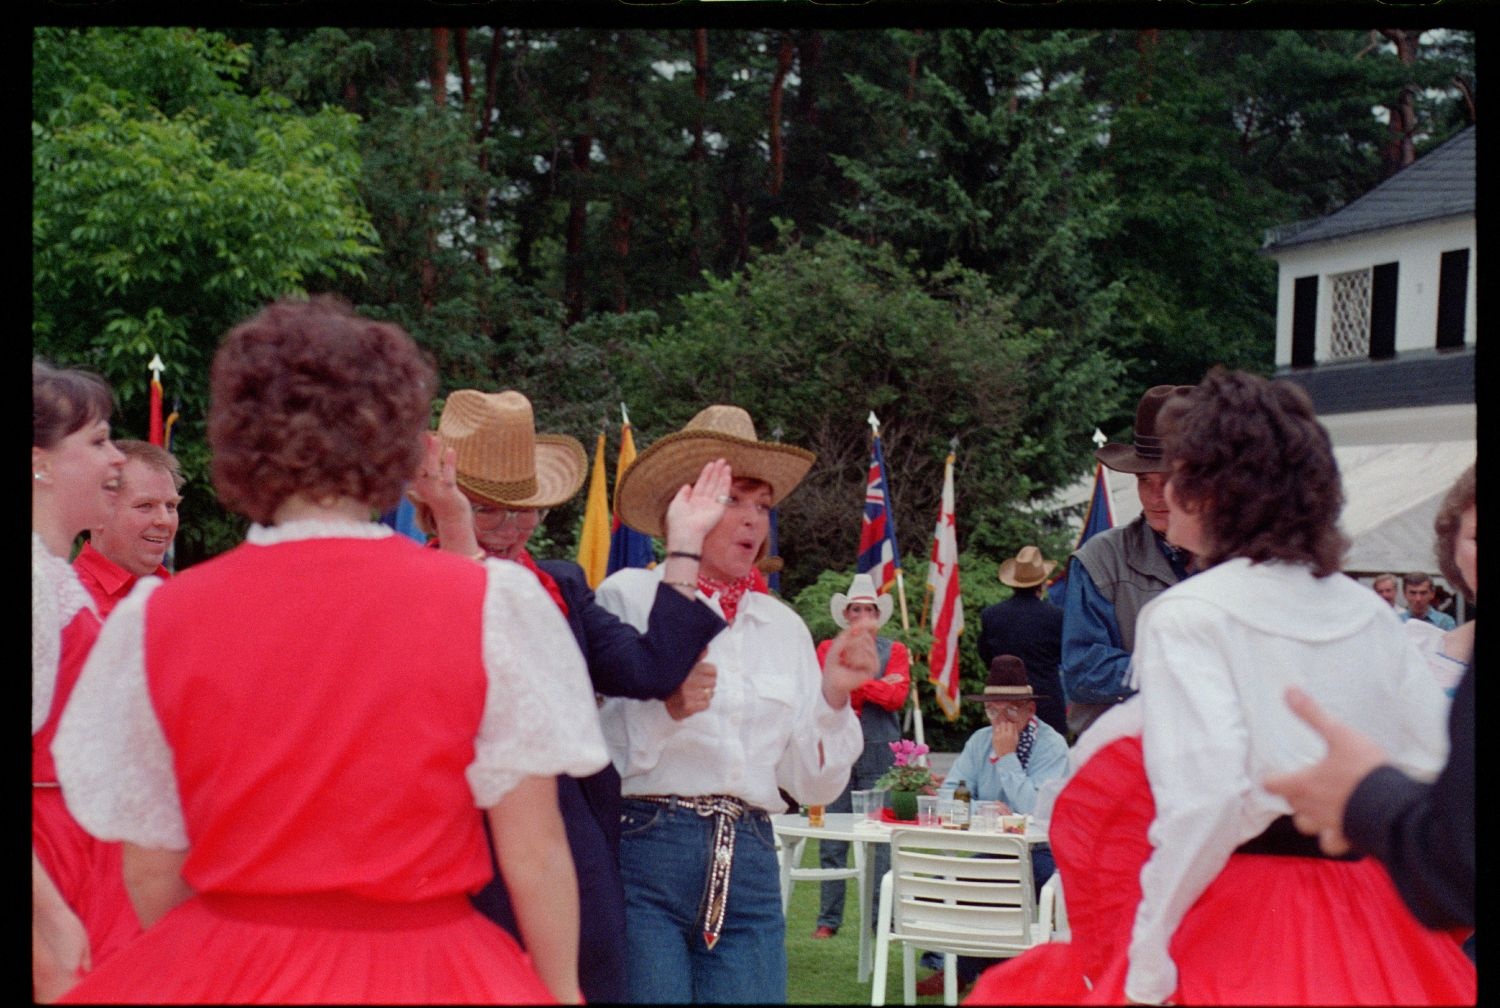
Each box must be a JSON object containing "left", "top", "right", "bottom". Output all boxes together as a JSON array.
[
  {"left": 34, "top": 358, "right": 114, "bottom": 449},
  {"left": 1433, "top": 463, "right": 1476, "bottom": 601},
  {"left": 208, "top": 296, "right": 436, "bottom": 525},
  {"left": 1161, "top": 367, "right": 1348, "bottom": 577}
]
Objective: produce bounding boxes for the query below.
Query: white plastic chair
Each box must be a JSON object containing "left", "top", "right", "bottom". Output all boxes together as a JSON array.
[{"left": 870, "top": 829, "right": 1052, "bottom": 1006}]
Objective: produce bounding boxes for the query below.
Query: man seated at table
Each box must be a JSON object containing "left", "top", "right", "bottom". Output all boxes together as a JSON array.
[{"left": 919, "top": 655, "right": 1066, "bottom": 996}]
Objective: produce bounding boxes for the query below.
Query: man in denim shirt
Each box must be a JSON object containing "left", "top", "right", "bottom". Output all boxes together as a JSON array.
[{"left": 1061, "top": 386, "right": 1195, "bottom": 739}]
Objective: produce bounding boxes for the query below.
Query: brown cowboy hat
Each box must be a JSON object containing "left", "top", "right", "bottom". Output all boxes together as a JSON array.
[
  {"left": 961, "top": 655, "right": 1049, "bottom": 703},
  {"left": 615, "top": 405, "right": 815, "bottom": 539},
  {"left": 998, "top": 545, "right": 1056, "bottom": 589},
  {"left": 1094, "top": 385, "right": 1195, "bottom": 474},
  {"left": 436, "top": 390, "right": 587, "bottom": 509}
]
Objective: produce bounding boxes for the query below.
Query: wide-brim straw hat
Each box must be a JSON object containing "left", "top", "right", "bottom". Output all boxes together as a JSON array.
[
  {"left": 1095, "top": 385, "right": 1195, "bottom": 474},
  {"left": 436, "top": 390, "right": 587, "bottom": 509},
  {"left": 999, "top": 545, "right": 1056, "bottom": 589},
  {"left": 830, "top": 572, "right": 893, "bottom": 628},
  {"left": 615, "top": 404, "right": 815, "bottom": 539},
  {"left": 961, "top": 655, "right": 1049, "bottom": 703}
]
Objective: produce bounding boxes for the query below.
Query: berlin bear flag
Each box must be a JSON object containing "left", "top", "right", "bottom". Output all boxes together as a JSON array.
[
  {"left": 856, "top": 413, "right": 901, "bottom": 595},
  {"left": 925, "top": 447, "right": 963, "bottom": 720}
]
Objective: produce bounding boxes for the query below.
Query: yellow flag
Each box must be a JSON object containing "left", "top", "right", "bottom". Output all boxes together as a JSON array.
[{"left": 576, "top": 432, "right": 611, "bottom": 588}]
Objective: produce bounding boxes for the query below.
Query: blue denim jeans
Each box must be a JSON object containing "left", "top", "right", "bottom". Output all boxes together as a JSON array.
[{"left": 619, "top": 798, "right": 787, "bottom": 1003}]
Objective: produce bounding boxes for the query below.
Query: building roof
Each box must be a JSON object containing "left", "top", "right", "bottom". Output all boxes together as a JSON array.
[
  {"left": 1263, "top": 126, "right": 1474, "bottom": 252},
  {"left": 1277, "top": 347, "right": 1474, "bottom": 414}
]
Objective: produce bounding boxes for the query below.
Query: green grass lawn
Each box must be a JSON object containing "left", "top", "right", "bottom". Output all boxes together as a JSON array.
[{"left": 784, "top": 838, "right": 946, "bottom": 1005}]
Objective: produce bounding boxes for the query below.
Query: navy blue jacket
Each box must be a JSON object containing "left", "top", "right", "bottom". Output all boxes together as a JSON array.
[{"left": 976, "top": 592, "right": 1068, "bottom": 736}]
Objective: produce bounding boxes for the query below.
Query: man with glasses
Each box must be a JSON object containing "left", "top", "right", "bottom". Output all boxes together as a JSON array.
[{"left": 407, "top": 389, "right": 729, "bottom": 1005}]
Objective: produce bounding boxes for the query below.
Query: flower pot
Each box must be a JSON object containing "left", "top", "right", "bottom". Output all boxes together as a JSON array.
[{"left": 890, "top": 789, "right": 920, "bottom": 822}]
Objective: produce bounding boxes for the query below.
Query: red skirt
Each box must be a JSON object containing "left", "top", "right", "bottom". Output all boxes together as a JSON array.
[
  {"left": 59, "top": 890, "right": 558, "bottom": 1004},
  {"left": 966, "top": 736, "right": 1475, "bottom": 1006},
  {"left": 33, "top": 786, "right": 142, "bottom": 971}
]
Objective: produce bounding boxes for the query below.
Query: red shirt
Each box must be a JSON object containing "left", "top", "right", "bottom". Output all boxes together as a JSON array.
[
  {"left": 815, "top": 636, "right": 911, "bottom": 716},
  {"left": 72, "top": 540, "right": 170, "bottom": 619}
]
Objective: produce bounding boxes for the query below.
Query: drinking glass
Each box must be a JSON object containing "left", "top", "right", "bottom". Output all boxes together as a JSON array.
[
  {"left": 916, "top": 794, "right": 940, "bottom": 826},
  {"left": 973, "top": 800, "right": 1004, "bottom": 833},
  {"left": 850, "top": 789, "right": 872, "bottom": 819},
  {"left": 868, "top": 788, "right": 889, "bottom": 822}
]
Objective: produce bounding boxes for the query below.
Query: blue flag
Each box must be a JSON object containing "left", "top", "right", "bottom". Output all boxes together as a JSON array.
[
  {"left": 380, "top": 494, "right": 428, "bottom": 545},
  {"left": 856, "top": 431, "right": 901, "bottom": 594},
  {"left": 1047, "top": 462, "right": 1114, "bottom": 604}
]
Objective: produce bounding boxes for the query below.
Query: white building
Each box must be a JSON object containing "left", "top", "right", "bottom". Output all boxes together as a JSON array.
[{"left": 1050, "top": 128, "right": 1475, "bottom": 591}]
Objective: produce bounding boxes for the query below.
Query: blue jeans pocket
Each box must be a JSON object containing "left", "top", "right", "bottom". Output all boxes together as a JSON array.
[{"left": 620, "top": 800, "right": 663, "bottom": 838}]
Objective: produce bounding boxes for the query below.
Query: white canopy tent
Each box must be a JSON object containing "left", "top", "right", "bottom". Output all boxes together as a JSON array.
[{"left": 1043, "top": 403, "right": 1475, "bottom": 578}]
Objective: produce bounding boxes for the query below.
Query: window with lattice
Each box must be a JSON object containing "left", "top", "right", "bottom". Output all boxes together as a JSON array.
[{"left": 1328, "top": 268, "right": 1371, "bottom": 361}]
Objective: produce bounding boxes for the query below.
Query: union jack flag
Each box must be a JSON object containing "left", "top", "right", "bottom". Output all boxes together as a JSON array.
[{"left": 856, "top": 429, "right": 901, "bottom": 594}]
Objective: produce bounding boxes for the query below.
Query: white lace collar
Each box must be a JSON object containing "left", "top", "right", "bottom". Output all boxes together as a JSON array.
[
  {"left": 246, "top": 517, "right": 396, "bottom": 546},
  {"left": 32, "top": 531, "right": 96, "bottom": 619}
]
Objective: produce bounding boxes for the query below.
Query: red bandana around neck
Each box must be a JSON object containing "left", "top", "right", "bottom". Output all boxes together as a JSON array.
[
  {"left": 428, "top": 538, "right": 569, "bottom": 618},
  {"left": 696, "top": 568, "right": 769, "bottom": 624}
]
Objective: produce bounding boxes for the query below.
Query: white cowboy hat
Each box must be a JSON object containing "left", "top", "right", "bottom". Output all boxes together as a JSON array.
[{"left": 830, "top": 572, "right": 893, "bottom": 629}]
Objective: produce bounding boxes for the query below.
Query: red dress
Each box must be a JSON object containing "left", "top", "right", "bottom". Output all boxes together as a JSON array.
[
  {"left": 56, "top": 531, "right": 599, "bottom": 1004},
  {"left": 33, "top": 604, "right": 143, "bottom": 972},
  {"left": 966, "top": 736, "right": 1475, "bottom": 1005}
]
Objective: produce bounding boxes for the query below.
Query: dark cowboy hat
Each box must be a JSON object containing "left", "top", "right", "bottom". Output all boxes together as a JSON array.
[
  {"left": 961, "top": 655, "right": 1049, "bottom": 703},
  {"left": 1094, "top": 385, "right": 1195, "bottom": 475}
]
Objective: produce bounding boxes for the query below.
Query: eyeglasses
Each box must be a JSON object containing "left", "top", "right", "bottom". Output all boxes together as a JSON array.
[{"left": 471, "top": 503, "right": 548, "bottom": 528}]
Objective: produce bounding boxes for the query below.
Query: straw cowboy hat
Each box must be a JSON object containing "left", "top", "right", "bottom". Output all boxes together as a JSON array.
[
  {"left": 829, "top": 572, "right": 893, "bottom": 629},
  {"left": 998, "top": 545, "right": 1056, "bottom": 589},
  {"left": 615, "top": 404, "right": 815, "bottom": 539},
  {"left": 1094, "top": 385, "right": 1195, "bottom": 474},
  {"left": 961, "top": 654, "right": 1049, "bottom": 703},
  {"left": 435, "top": 390, "right": 587, "bottom": 508}
]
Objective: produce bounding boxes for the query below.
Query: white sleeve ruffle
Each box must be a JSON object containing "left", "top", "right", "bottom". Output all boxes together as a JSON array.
[
  {"left": 53, "top": 577, "right": 188, "bottom": 850},
  {"left": 466, "top": 558, "right": 609, "bottom": 808},
  {"left": 32, "top": 534, "right": 96, "bottom": 735}
]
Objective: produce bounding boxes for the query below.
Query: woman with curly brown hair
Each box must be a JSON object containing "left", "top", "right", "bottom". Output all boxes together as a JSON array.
[
  {"left": 967, "top": 368, "right": 1473, "bottom": 1005},
  {"left": 51, "top": 297, "right": 605, "bottom": 1004}
]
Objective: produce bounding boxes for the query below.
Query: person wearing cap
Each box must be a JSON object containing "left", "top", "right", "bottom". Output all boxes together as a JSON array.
[
  {"left": 915, "top": 655, "right": 1067, "bottom": 996},
  {"left": 593, "top": 404, "right": 874, "bottom": 1004},
  {"left": 407, "top": 389, "right": 730, "bottom": 1004},
  {"left": 976, "top": 545, "right": 1068, "bottom": 736},
  {"left": 811, "top": 572, "right": 911, "bottom": 941},
  {"left": 1060, "top": 384, "right": 1196, "bottom": 738}
]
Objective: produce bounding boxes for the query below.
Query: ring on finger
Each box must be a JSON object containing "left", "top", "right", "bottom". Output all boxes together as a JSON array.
[{"left": 715, "top": 495, "right": 732, "bottom": 505}]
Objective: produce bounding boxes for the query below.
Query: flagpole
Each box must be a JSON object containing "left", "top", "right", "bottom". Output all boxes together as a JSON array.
[{"left": 868, "top": 413, "right": 913, "bottom": 631}]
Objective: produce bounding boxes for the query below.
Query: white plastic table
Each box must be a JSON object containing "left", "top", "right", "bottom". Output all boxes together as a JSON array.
[{"left": 773, "top": 811, "right": 1047, "bottom": 984}]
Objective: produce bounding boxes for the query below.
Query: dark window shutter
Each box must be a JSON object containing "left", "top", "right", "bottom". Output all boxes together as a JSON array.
[
  {"left": 1436, "top": 249, "right": 1469, "bottom": 349},
  {"left": 1291, "top": 275, "right": 1317, "bottom": 367},
  {"left": 1369, "top": 261, "right": 1398, "bottom": 359}
]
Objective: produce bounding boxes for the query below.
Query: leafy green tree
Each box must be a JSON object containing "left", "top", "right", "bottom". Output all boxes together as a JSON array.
[
  {"left": 33, "top": 26, "right": 379, "bottom": 565},
  {"left": 614, "top": 226, "right": 1121, "bottom": 596}
]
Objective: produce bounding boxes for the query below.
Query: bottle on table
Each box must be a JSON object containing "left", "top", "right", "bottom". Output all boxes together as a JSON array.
[{"left": 947, "top": 779, "right": 972, "bottom": 830}]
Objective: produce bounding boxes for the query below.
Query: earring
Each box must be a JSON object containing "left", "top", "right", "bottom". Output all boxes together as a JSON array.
[{"left": 33, "top": 471, "right": 44, "bottom": 482}]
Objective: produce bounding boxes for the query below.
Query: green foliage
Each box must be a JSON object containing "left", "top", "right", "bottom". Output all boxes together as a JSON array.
[
  {"left": 33, "top": 26, "right": 378, "bottom": 565},
  {"left": 616, "top": 226, "right": 1120, "bottom": 595}
]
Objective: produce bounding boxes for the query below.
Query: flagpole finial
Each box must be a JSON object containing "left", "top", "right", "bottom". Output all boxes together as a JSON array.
[
  {"left": 867, "top": 412, "right": 880, "bottom": 434},
  {"left": 1092, "top": 427, "right": 1107, "bottom": 449},
  {"left": 620, "top": 403, "right": 631, "bottom": 427},
  {"left": 771, "top": 425, "right": 784, "bottom": 441},
  {"left": 148, "top": 353, "right": 165, "bottom": 378},
  {"left": 948, "top": 435, "right": 958, "bottom": 451}
]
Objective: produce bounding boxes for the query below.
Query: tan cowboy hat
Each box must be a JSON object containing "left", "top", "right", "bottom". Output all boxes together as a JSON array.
[
  {"left": 436, "top": 390, "right": 587, "bottom": 508},
  {"left": 1094, "top": 385, "right": 1195, "bottom": 474},
  {"left": 615, "top": 405, "right": 815, "bottom": 539},
  {"left": 830, "top": 572, "right": 893, "bottom": 629},
  {"left": 998, "top": 545, "right": 1056, "bottom": 589},
  {"left": 961, "top": 655, "right": 1049, "bottom": 703}
]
